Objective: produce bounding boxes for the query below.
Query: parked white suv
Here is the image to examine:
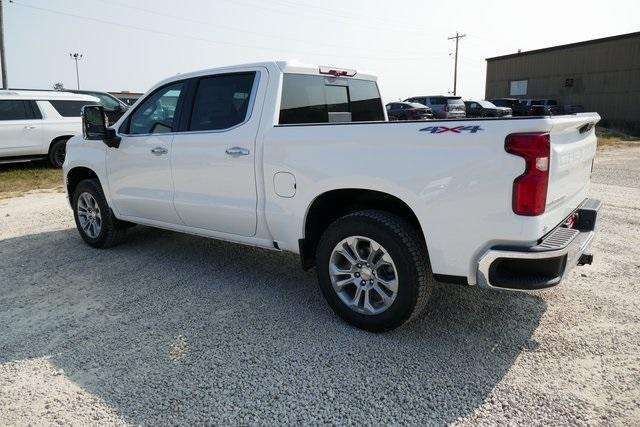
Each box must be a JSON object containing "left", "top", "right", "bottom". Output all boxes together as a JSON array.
[
  {"left": 0, "top": 90, "right": 99, "bottom": 167},
  {"left": 63, "top": 61, "right": 601, "bottom": 331}
]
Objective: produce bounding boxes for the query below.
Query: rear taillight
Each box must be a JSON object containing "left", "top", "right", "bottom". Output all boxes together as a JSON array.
[{"left": 505, "top": 132, "right": 550, "bottom": 216}]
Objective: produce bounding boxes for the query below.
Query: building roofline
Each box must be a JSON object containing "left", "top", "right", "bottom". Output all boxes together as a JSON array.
[{"left": 485, "top": 31, "right": 640, "bottom": 62}]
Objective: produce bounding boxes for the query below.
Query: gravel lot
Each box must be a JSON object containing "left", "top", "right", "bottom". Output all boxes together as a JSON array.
[{"left": 1, "top": 145, "right": 639, "bottom": 425}]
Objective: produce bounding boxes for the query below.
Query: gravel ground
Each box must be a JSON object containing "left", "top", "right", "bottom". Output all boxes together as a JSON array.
[{"left": 1, "top": 145, "right": 639, "bottom": 425}]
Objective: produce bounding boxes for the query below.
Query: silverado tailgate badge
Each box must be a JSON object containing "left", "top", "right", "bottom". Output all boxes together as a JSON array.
[{"left": 420, "top": 125, "right": 483, "bottom": 134}]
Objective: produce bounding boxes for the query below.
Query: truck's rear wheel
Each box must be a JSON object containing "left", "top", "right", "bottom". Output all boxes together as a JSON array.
[
  {"left": 316, "top": 210, "right": 434, "bottom": 332},
  {"left": 72, "top": 179, "right": 127, "bottom": 248}
]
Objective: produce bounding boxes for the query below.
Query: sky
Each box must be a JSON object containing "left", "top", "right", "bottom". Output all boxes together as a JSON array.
[{"left": 2, "top": 0, "right": 639, "bottom": 102}]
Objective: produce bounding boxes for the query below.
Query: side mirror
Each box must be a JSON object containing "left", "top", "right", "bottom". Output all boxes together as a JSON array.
[{"left": 82, "top": 105, "right": 121, "bottom": 148}]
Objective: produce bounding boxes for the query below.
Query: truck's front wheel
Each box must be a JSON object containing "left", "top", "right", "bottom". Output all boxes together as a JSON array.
[
  {"left": 72, "top": 179, "right": 127, "bottom": 248},
  {"left": 316, "top": 210, "right": 434, "bottom": 332}
]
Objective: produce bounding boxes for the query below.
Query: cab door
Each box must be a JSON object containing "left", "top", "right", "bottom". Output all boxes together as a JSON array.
[
  {"left": 107, "top": 82, "right": 186, "bottom": 224},
  {"left": 171, "top": 69, "right": 266, "bottom": 236}
]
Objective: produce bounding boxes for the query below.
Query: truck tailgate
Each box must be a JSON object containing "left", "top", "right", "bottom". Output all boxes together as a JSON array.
[{"left": 546, "top": 113, "right": 600, "bottom": 213}]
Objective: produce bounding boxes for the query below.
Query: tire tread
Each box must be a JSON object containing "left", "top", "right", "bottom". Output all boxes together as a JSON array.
[
  {"left": 73, "top": 178, "right": 127, "bottom": 248},
  {"left": 317, "top": 209, "right": 434, "bottom": 331}
]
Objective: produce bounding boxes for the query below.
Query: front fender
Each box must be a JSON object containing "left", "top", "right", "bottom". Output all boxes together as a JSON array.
[{"left": 63, "top": 136, "right": 111, "bottom": 205}]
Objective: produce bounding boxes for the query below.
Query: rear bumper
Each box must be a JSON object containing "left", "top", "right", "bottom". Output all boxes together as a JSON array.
[{"left": 476, "top": 198, "right": 601, "bottom": 290}]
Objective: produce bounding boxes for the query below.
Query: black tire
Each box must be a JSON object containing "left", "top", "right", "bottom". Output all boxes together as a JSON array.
[
  {"left": 316, "top": 210, "right": 434, "bottom": 332},
  {"left": 72, "top": 179, "right": 127, "bottom": 248},
  {"left": 48, "top": 138, "right": 69, "bottom": 168}
]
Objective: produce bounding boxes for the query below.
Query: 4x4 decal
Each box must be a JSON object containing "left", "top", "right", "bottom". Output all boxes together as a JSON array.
[{"left": 420, "top": 125, "right": 483, "bottom": 134}]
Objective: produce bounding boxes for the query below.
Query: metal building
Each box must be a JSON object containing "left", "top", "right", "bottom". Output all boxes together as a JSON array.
[{"left": 485, "top": 31, "right": 640, "bottom": 134}]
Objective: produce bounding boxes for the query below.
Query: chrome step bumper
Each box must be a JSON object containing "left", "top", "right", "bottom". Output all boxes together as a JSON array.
[{"left": 477, "top": 199, "right": 601, "bottom": 290}]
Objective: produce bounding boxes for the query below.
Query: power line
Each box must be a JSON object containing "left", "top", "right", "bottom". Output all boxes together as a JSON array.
[
  {"left": 215, "top": 0, "right": 432, "bottom": 36},
  {"left": 240, "top": 0, "right": 434, "bottom": 33},
  {"left": 9, "top": 0, "right": 436, "bottom": 62},
  {"left": 448, "top": 32, "right": 466, "bottom": 95},
  {"left": 97, "top": 0, "right": 434, "bottom": 57}
]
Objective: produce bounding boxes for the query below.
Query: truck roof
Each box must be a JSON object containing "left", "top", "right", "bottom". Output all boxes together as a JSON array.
[
  {"left": 0, "top": 90, "right": 99, "bottom": 102},
  {"left": 153, "top": 60, "right": 377, "bottom": 89}
]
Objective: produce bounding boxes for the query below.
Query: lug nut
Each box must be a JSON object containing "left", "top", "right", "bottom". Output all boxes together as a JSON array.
[
  {"left": 369, "top": 279, "right": 374, "bottom": 284},
  {"left": 357, "top": 263, "right": 362, "bottom": 268},
  {"left": 355, "top": 272, "right": 360, "bottom": 278},
  {"left": 360, "top": 280, "right": 366, "bottom": 286}
]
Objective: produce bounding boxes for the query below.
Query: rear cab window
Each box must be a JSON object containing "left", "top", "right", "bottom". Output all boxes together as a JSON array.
[{"left": 278, "top": 74, "right": 384, "bottom": 124}]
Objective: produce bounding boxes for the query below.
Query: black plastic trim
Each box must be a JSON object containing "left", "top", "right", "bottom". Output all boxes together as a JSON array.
[
  {"left": 433, "top": 274, "right": 468, "bottom": 286},
  {"left": 298, "top": 238, "right": 314, "bottom": 271}
]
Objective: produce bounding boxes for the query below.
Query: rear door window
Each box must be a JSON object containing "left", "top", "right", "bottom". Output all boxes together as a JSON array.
[
  {"left": 0, "top": 100, "right": 32, "bottom": 120},
  {"left": 429, "top": 97, "right": 446, "bottom": 105},
  {"left": 279, "top": 74, "right": 384, "bottom": 124},
  {"left": 189, "top": 72, "right": 256, "bottom": 131},
  {"left": 49, "top": 100, "right": 98, "bottom": 117}
]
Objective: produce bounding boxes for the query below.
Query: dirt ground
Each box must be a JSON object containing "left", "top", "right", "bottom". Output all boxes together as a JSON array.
[{"left": 0, "top": 145, "right": 639, "bottom": 425}]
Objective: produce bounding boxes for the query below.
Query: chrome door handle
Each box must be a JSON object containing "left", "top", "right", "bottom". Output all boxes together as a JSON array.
[
  {"left": 225, "top": 147, "right": 250, "bottom": 156},
  {"left": 150, "top": 146, "right": 168, "bottom": 155},
  {"left": 24, "top": 125, "right": 37, "bottom": 130}
]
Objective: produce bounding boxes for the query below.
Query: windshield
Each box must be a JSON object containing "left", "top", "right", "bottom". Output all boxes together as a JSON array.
[
  {"left": 447, "top": 98, "right": 464, "bottom": 105},
  {"left": 478, "top": 100, "right": 496, "bottom": 108},
  {"left": 88, "top": 92, "right": 126, "bottom": 110}
]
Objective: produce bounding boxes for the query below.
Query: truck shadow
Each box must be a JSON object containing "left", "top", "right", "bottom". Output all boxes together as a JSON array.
[{"left": 0, "top": 225, "right": 546, "bottom": 424}]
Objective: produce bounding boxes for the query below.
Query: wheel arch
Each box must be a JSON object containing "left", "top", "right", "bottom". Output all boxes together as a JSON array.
[
  {"left": 299, "top": 188, "right": 428, "bottom": 270},
  {"left": 66, "top": 166, "right": 101, "bottom": 207},
  {"left": 48, "top": 135, "right": 73, "bottom": 153}
]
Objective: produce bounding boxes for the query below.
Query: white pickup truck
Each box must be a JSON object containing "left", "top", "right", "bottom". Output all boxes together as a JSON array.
[{"left": 63, "top": 61, "right": 601, "bottom": 331}]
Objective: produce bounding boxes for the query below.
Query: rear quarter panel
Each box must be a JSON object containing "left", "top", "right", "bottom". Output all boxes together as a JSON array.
[{"left": 262, "top": 117, "right": 569, "bottom": 283}]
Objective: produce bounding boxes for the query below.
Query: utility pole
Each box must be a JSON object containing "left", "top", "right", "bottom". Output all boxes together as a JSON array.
[
  {"left": 69, "top": 52, "right": 83, "bottom": 89},
  {"left": 0, "top": 0, "right": 8, "bottom": 89},
  {"left": 448, "top": 32, "right": 466, "bottom": 96}
]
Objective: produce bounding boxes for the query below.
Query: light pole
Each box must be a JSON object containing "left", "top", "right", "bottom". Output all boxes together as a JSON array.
[
  {"left": 0, "top": 0, "right": 8, "bottom": 89},
  {"left": 69, "top": 52, "right": 83, "bottom": 89}
]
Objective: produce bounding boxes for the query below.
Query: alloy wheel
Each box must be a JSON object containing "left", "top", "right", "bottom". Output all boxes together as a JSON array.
[{"left": 328, "top": 236, "right": 399, "bottom": 315}]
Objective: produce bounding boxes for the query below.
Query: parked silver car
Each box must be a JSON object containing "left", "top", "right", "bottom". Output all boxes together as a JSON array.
[{"left": 403, "top": 96, "right": 466, "bottom": 119}]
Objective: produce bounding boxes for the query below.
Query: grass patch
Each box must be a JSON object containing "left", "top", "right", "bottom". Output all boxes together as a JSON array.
[
  {"left": 596, "top": 126, "right": 638, "bottom": 146},
  {"left": 0, "top": 162, "right": 64, "bottom": 199}
]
